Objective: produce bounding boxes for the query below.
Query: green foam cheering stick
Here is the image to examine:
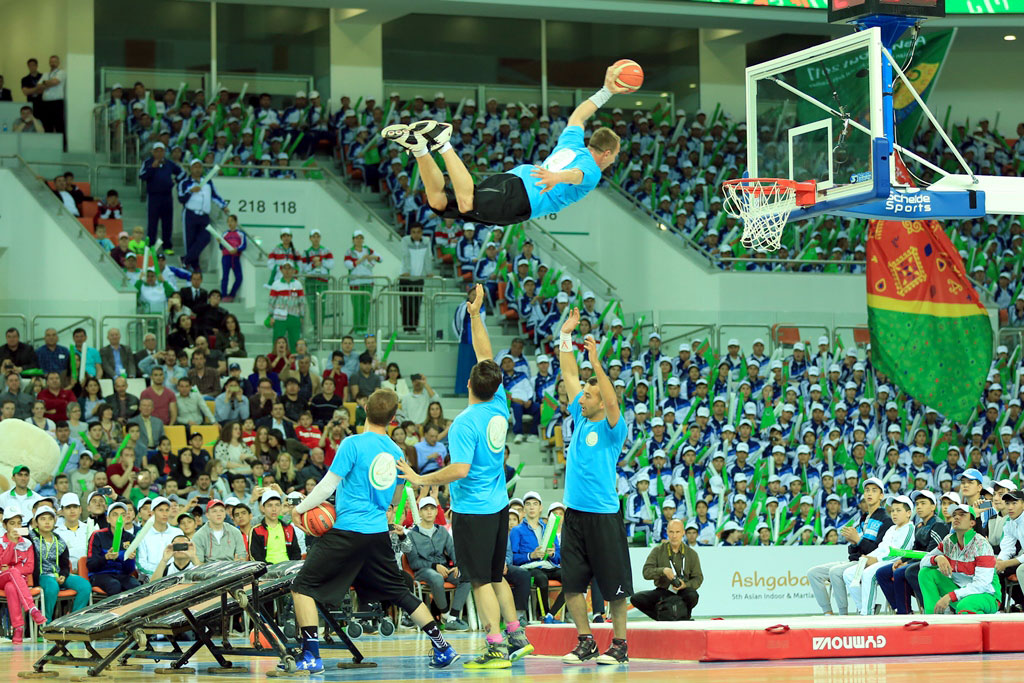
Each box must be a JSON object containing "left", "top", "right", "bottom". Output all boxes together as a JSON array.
[
  {"left": 111, "top": 515, "right": 124, "bottom": 555},
  {"left": 506, "top": 462, "right": 525, "bottom": 493},
  {"left": 889, "top": 548, "right": 927, "bottom": 560},
  {"left": 393, "top": 483, "right": 412, "bottom": 525},
  {"left": 540, "top": 512, "right": 561, "bottom": 555}
]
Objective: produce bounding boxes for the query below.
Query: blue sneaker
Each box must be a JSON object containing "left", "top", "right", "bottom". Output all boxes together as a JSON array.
[
  {"left": 295, "top": 651, "right": 324, "bottom": 673},
  {"left": 543, "top": 613, "right": 563, "bottom": 624},
  {"left": 429, "top": 644, "right": 461, "bottom": 669}
]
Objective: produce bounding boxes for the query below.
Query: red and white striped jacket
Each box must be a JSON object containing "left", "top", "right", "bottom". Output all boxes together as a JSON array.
[
  {"left": 269, "top": 277, "right": 306, "bottom": 319},
  {"left": 922, "top": 530, "right": 996, "bottom": 603}
]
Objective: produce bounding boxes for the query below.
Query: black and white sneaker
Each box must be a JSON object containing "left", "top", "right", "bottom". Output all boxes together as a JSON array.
[
  {"left": 596, "top": 638, "right": 629, "bottom": 665},
  {"left": 561, "top": 636, "right": 599, "bottom": 665},
  {"left": 410, "top": 120, "right": 453, "bottom": 152},
  {"left": 381, "top": 124, "right": 426, "bottom": 153}
]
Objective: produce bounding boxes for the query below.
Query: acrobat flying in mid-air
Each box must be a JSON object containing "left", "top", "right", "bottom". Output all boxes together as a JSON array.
[{"left": 381, "top": 63, "right": 639, "bottom": 226}]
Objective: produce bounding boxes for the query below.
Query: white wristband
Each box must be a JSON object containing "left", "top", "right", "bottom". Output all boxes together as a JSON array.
[
  {"left": 559, "top": 332, "right": 573, "bottom": 353},
  {"left": 588, "top": 86, "right": 612, "bottom": 110}
]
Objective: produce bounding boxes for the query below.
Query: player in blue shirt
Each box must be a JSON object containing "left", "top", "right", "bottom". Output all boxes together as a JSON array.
[
  {"left": 397, "top": 284, "right": 531, "bottom": 670},
  {"left": 380, "top": 64, "right": 628, "bottom": 226},
  {"left": 290, "top": 389, "right": 459, "bottom": 672},
  {"left": 557, "top": 308, "right": 632, "bottom": 666}
]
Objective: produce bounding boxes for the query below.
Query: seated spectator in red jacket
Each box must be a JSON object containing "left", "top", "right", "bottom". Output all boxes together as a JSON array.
[
  {"left": 38, "top": 371, "right": 76, "bottom": 421},
  {"left": 98, "top": 190, "right": 122, "bottom": 218}
]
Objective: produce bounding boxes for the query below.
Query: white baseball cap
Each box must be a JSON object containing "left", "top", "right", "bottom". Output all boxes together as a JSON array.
[
  {"left": 418, "top": 496, "right": 439, "bottom": 509},
  {"left": 59, "top": 493, "right": 81, "bottom": 508}
]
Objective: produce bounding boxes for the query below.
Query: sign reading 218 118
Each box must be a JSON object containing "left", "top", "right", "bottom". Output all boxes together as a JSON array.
[{"left": 235, "top": 199, "right": 298, "bottom": 215}]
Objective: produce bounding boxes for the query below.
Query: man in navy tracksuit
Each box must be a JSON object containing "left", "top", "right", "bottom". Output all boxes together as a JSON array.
[
  {"left": 178, "top": 159, "right": 228, "bottom": 273},
  {"left": 138, "top": 141, "right": 183, "bottom": 253}
]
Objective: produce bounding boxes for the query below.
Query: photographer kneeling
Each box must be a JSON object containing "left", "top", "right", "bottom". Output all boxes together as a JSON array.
[{"left": 631, "top": 518, "right": 702, "bottom": 620}]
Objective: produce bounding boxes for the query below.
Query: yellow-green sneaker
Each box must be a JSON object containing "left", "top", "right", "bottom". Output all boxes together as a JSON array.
[{"left": 463, "top": 642, "right": 511, "bottom": 669}]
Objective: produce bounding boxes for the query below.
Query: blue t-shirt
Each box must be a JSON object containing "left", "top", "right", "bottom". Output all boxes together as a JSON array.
[
  {"left": 329, "top": 431, "right": 402, "bottom": 534},
  {"left": 563, "top": 393, "right": 628, "bottom": 514},
  {"left": 508, "top": 126, "right": 601, "bottom": 218},
  {"left": 448, "top": 385, "right": 510, "bottom": 515}
]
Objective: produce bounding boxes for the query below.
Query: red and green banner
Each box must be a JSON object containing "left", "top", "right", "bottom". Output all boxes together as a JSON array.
[{"left": 866, "top": 209, "right": 992, "bottom": 425}]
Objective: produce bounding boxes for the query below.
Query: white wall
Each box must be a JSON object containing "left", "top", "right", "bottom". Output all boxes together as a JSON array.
[
  {"left": 537, "top": 188, "right": 869, "bottom": 336},
  {"left": 212, "top": 177, "right": 405, "bottom": 281},
  {"left": 0, "top": 169, "right": 136, "bottom": 339}
]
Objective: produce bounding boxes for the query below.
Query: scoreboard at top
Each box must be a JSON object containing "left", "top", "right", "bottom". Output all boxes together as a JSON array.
[
  {"left": 828, "top": 0, "right": 945, "bottom": 22},
  {"left": 678, "top": 0, "right": 1019, "bottom": 14}
]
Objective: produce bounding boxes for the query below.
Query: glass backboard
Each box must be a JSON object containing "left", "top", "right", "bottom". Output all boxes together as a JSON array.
[{"left": 746, "top": 27, "right": 886, "bottom": 216}]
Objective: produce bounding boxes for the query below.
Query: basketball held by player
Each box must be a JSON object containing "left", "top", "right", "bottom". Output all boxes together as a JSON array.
[{"left": 289, "top": 389, "right": 460, "bottom": 672}]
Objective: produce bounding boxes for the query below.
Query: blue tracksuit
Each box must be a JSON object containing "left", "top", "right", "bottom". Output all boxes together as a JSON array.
[{"left": 139, "top": 157, "right": 184, "bottom": 247}]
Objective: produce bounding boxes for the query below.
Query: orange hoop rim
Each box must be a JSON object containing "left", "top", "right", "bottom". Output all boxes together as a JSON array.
[{"left": 722, "top": 178, "right": 817, "bottom": 207}]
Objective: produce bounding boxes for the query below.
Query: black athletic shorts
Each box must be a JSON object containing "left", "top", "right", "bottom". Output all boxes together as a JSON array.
[
  {"left": 560, "top": 507, "right": 633, "bottom": 600},
  {"left": 451, "top": 506, "right": 509, "bottom": 584},
  {"left": 433, "top": 172, "right": 532, "bottom": 227},
  {"left": 291, "top": 529, "right": 411, "bottom": 606}
]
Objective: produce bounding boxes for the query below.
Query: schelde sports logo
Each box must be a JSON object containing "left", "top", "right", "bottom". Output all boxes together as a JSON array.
[
  {"left": 585, "top": 432, "right": 598, "bottom": 447},
  {"left": 811, "top": 635, "right": 887, "bottom": 651},
  {"left": 486, "top": 416, "right": 508, "bottom": 453},
  {"left": 368, "top": 453, "right": 397, "bottom": 490}
]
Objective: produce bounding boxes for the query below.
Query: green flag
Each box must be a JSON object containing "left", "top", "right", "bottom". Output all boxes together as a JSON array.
[{"left": 867, "top": 218, "right": 992, "bottom": 424}]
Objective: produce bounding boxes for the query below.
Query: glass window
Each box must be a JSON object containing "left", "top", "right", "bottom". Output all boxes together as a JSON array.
[
  {"left": 383, "top": 14, "right": 542, "bottom": 85},
  {"left": 94, "top": 0, "right": 211, "bottom": 92},
  {"left": 544, "top": 22, "right": 699, "bottom": 98},
  {"left": 215, "top": 4, "right": 329, "bottom": 82}
]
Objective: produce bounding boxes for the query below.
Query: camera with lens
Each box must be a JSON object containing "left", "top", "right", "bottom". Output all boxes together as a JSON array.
[{"left": 670, "top": 577, "right": 683, "bottom": 589}]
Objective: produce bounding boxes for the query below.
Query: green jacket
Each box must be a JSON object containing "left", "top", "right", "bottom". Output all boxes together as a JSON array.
[{"left": 642, "top": 541, "right": 703, "bottom": 591}]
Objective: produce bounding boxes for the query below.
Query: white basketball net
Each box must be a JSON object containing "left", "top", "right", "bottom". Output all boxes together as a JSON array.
[{"left": 722, "top": 180, "right": 797, "bottom": 253}]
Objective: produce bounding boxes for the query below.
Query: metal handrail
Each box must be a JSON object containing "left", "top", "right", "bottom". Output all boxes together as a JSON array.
[
  {"left": 520, "top": 217, "right": 617, "bottom": 296},
  {"left": 0, "top": 315, "right": 29, "bottom": 340},
  {"left": 427, "top": 291, "right": 474, "bottom": 351},
  {"left": 833, "top": 325, "right": 871, "bottom": 352},
  {"left": 315, "top": 289, "right": 375, "bottom": 353},
  {"left": 31, "top": 316, "right": 98, "bottom": 347},
  {"left": 100, "top": 315, "right": 166, "bottom": 353},
  {"left": 716, "top": 324, "right": 775, "bottom": 357},
  {"left": 316, "top": 165, "right": 404, "bottom": 244},
  {"left": 656, "top": 323, "right": 717, "bottom": 353}
]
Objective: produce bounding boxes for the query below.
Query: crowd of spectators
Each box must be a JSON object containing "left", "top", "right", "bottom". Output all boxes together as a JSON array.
[{"left": 0, "top": 316, "right": 551, "bottom": 636}]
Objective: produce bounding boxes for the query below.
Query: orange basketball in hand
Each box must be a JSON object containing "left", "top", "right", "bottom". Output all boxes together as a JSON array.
[
  {"left": 300, "top": 503, "right": 336, "bottom": 537},
  {"left": 612, "top": 59, "right": 644, "bottom": 93}
]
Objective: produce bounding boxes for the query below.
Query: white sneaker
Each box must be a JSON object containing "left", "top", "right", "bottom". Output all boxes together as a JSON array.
[
  {"left": 410, "top": 120, "right": 453, "bottom": 152},
  {"left": 526, "top": 435, "right": 539, "bottom": 443},
  {"left": 514, "top": 434, "right": 525, "bottom": 444},
  {"left": 381, "top": 124, "right": 426, "bottom": 153}
]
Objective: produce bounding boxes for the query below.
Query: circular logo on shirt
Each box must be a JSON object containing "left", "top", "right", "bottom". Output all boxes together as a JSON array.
[
  {"left": 486, "top": 416, "right": 508, "bottom": 453},
  {"left": 368, "top": 453, "right": 397, "bottom": 490},
  {"left": 586, "top": 432, "right": 599, "bottom": 447}
]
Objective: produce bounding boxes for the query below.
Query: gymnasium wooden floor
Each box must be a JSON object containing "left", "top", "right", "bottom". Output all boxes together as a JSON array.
[{"left": 5, "top": 630, "right": 1024, "bottom": 682}]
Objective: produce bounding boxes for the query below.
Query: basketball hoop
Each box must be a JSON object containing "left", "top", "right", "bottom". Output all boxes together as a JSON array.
[{"left": 721, "top": 178, "right": 816, "bottom": 252}]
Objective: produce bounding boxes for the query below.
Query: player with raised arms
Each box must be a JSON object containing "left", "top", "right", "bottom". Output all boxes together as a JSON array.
[
  {"left": 289, "top": 388, "right": 460, "bottom": 672},
  {"left": 381, "top": 62, "right": 639, "bottom": 226},
  {"left": 558, "top": 308, "right": 632, "bottom": 665},
  {"left": 397, "top": 283, "right": 532, "bottom": 669}
]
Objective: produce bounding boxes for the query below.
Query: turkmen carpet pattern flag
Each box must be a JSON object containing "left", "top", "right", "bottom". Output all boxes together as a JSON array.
[{"left": 866, "top": 218, "right": 992, "bottom": 424}]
